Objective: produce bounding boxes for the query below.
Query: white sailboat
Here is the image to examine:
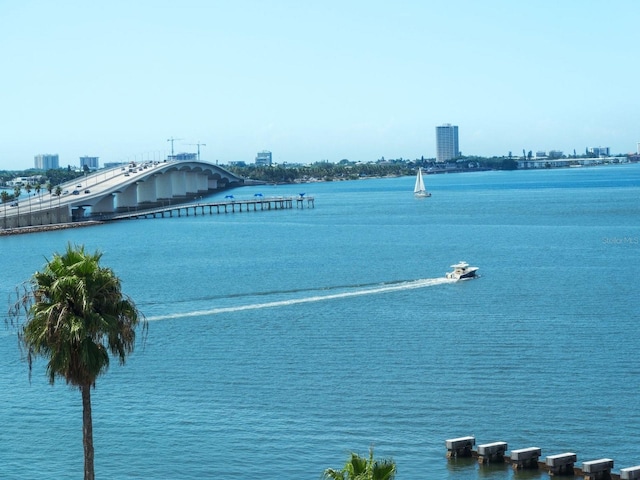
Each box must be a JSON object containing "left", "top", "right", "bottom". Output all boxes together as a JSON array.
[{"left": 413, "top": 168, "right": 431, "bottom": 197}]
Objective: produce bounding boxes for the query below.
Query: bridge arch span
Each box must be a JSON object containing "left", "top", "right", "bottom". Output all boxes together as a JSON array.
[{"left": 2, "top": 160, "right": 246, "bottom": 227}]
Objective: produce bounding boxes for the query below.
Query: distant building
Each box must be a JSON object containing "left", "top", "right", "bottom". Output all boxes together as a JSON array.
[
  {"left": 168, "top": 152, "right": 197, "bottom": 161},
  {"left": 6, "top": 175, "right": 45, "bottom": 187},
  {"left": 255, "top": 150, "right": 272, "bottom": 166},
  {"left": 104, "top": 162, "right": 126, "bottom": 168},
  {"left": 435, "top": 124, "right": 459, "bottom": 162},
  {"left": 588, "top": 147, "right": 610, "bottom": 157},
  {"left": 536, "top": 151, "right": 547, "bottom": 158},
  {"left": 548, "top": 150, "right": 563, "bottom": 159},
  {"left": 80, "top": 156, "right": 99, "bottom": 170},
  {"left": 34, "top": 154, "right": 59, "bottom": 170}
]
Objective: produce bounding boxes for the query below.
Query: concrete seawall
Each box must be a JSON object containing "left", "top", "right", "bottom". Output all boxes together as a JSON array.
[{"left": 0, "top": 221, "right": 103, "bottom": 236}]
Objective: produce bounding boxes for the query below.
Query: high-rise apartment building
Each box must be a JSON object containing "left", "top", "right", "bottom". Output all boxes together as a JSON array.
[
  {"left": 255, "top": 151, "right": 272, "bottom": 166},
  {"left": 435, "top": 124, "right": 459, "bottom": 162},
  {"left": 34, "top": 154, "right": 59, "bottom": 170},
  {"left": 80, "top": 156, "right": 99, "bottom": 170},
  {"left": 588, "top": 147, "right": 610, "bottom": 158}
]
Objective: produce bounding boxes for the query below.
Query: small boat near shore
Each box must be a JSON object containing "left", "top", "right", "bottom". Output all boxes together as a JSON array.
[{"left": 446, "top": 261, "right": 479, "bottom": 280}]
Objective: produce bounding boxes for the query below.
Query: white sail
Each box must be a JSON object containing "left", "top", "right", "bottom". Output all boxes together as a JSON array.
[
  {"left": 414, "top": 168, "right": 425, "bottom": 193},
  {"left": 414, "top": 168, "right": 430, "bottom": 197}
]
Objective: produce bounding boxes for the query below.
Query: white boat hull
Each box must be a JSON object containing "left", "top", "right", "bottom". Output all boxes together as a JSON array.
[
  {"left": 446, "top": 262, "right": 479, "bottom": 280},
  {"left": 414, "top": 191, "right": 431, "bottom": 198}
]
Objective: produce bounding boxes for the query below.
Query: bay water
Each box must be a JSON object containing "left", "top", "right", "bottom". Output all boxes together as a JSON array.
[{"left": 1, "top": 164, "right": 639, "bottom": 479}]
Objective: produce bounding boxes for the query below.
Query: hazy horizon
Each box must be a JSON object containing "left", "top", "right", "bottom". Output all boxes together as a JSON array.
[{"left": 2, "top": 0, "right": 638, "bottom": 170}]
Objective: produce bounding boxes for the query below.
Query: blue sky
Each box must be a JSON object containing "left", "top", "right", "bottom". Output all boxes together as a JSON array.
[{"left": 1, "top": 0, "right": 638, "bottom": 169}]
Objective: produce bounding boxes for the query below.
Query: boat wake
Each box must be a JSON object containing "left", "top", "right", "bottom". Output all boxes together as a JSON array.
[{"left": 147, "top": 277, "right": 455, "bottom": 321}]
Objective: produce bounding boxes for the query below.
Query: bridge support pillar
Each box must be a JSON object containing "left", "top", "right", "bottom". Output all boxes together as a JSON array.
[{"left": 115, "top": 185, "right": 138, "bottom": 211}]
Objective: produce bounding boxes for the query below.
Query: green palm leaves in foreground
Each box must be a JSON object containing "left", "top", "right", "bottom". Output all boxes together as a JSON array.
[
  {"left": 323, "top": 448, "right": 396, "bottom": 480},
  {"left": 11, "top": 243, "right": 145, "bottom": 480}
]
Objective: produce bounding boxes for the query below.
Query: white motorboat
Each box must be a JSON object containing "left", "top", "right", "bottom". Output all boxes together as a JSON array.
[
  {"left": 446, "top": 261, "right": 479, "bottom": 280},
  {"left": 413, "top": 168, "right": 431, "bottom": 198}
]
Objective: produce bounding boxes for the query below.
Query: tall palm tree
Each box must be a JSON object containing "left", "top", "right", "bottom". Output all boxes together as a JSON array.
[
  {"left": 1, "top": 190, "right": 9, "bottom": 228},
  {"left": 34, "top": 183, "right": 42, "bottom": 224},
  {"left": 13, "top": 185, "right": 21, "bottom": 227},
  {"left": 323, "top": 448, "right": 396, "bottom": 480},
  {"left": 55, "top": 185, "right": 62, "bottom": 223},
  {"left": 25, "top": 183, "right": 32, "bottom": 225},
  {"left": 11, "top": 244, "right": 146, "bottom": 480},
  {"left": 46, "top": 182, "right": 53, "bottom": 210}
]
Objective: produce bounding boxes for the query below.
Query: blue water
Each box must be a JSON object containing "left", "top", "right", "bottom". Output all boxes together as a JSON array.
[{"left": 1, "top": 164, "right": 639, "bottom": 479}]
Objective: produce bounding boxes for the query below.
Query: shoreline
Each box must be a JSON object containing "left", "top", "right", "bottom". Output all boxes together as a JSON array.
[{"left": 0, "top": 220, "right": 104, "bottom": 236}]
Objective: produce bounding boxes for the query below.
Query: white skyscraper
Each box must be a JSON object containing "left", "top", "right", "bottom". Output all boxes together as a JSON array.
[
  {"left": 34, "top": 154, "right": 59, "bottom": 170},
  {"left": 435, "top": 124, "right": 459, "bottom": 162},
  {"left": 80, "top": 156, "right": 99, "bottom": 170}
]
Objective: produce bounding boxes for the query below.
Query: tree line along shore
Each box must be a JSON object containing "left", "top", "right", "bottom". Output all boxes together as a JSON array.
[{"left": 3, "top": 153, "right": 638, "bottom": 192}]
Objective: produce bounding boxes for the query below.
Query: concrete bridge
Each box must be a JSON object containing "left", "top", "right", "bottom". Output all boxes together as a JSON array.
[{"left": 1, "top": 160, "right": 245, "bottom": 229}]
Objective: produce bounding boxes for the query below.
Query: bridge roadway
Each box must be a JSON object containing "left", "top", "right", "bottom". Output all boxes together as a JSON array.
[{"left": 1, "top": 160, "right": 245, "bottom": 229}]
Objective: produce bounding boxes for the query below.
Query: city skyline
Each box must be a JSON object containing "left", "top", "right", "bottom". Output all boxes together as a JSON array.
[{"left": 1, "top": 1, "right": 638, "bottom": 170}]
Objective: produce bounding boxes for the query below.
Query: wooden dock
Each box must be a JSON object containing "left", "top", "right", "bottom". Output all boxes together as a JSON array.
[{"left": 105, "top": 196, "right": 314, "bottom": 221}]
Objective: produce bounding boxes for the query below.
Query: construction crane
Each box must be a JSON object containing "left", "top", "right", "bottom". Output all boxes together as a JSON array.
[
  {"left": 187, "top": 142, "right": 207, "bottom": 161},
  {"left": 167, "top": 137, "right": 183, "bottom": 156}
]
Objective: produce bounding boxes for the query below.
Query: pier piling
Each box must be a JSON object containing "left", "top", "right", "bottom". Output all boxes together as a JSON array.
[
  {"left": 546, "top": 452, "right": 577, "bottom": 476},
  {"left": 511, "top": 447, "right": 542, "bottom": 470},
  {"left": 582, "top": 458, "right": 614, "bottom": 480},
  {"left": 445, "top": 436, "right": 475, "bottom": 458},
  {"left": 477, "top": 441, "right": 508, "bottom": 464},
  {"left": 620, "top": 465, "right": 640, "bottom": 479},
  {"left": 441, "top": 437, "right": 640, "bottom": 479}
]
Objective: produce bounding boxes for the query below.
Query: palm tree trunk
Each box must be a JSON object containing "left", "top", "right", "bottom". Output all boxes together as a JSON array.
[{"left": 81, "top": 384, "right": 95, "bottom": 480}]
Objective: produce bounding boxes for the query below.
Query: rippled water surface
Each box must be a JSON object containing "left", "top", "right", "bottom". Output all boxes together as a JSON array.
[{"left": 1, "top": 164, "right": 639, "bottom": 479}]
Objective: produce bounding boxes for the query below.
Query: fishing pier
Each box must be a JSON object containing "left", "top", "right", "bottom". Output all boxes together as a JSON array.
[{"left": 105, "top": 195, "right": 315, "bottom": 221}]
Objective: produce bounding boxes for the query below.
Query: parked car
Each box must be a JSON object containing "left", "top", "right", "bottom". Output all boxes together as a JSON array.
[{"left": 84, "top": 190, "right": 90, "bottom": 194}]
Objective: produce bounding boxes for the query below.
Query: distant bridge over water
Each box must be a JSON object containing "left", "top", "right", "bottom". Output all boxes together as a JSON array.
[{"left": 1, "top": 160, "right": 247, "bottom": 229}]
